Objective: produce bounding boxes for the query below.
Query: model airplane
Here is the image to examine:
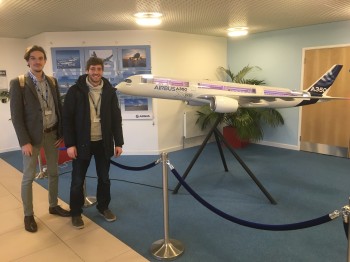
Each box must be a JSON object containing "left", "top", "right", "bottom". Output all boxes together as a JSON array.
[{"left": 116, "top": 64, "right": 347, "bottom": 113}]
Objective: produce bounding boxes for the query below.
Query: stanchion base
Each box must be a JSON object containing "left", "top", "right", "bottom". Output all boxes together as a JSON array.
[
  {"left": 150, "top": 239, "right": 184, "bottom": 260},
  {"left": 35, "top": 171, "right": 47, "bottom": 179},
  {"left": 84, "top": 196, "right": 97, "bottom": 207}
]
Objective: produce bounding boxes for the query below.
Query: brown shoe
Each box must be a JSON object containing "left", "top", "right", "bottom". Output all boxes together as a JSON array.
[
  {"left": 24, "top": 215, "right": 37, "bottom": 232},
  {"left": 49, "top": 205, "right": 71, "bottom": 217}
]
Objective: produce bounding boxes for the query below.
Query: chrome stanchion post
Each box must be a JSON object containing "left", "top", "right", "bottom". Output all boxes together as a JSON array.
[
  {"left": 83, "top": 179, "right": 96, "bottom": 207},
  {"left": 342, "top": 199, "right": 350, "bottom": 262},
  {"left": 347, "top": 198, "right": 350, "bottom": 262},
  {"left": 35, "top": 154, "right": 47, "bottom": 179},
  {"left": 150, "top": 152, "right": 184, "bottom": 260}
]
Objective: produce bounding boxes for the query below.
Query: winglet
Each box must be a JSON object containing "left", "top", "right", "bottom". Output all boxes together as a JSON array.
[{"left": 305, "top": 64, "right": 343, "bottom": 97}]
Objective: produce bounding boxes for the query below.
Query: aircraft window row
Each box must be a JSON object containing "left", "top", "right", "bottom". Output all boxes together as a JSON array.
[
  {"left": 198, "top": 83, "right": 256, "bottom": 93},
  {"left": 142, "top": 77, "right": 190, "bottom": 87},
  {"left": 264, "top": 90, "right": 292, "bottom": 96}
]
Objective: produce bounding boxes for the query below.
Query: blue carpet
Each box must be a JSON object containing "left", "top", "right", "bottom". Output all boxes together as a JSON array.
[{"left": 1, "top": 143, "right": 349, "bottom": 262}]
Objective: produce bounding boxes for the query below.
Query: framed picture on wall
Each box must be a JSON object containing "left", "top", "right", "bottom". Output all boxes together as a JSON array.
[
  {"left": 118, "top": 45, "right": 151, "bottom": 71},
  {"left": 84, "top": 47, "right": 119, "bottom": 86},
  {"left": 51, "top": 47, "right": 84, "bottom": 94},
  {"left": 117, "top": 94, "right": 153, "bottom": 120}
]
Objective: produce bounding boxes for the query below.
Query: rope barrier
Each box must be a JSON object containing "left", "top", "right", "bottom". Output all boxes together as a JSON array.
[
  {"left": 45, "top": 150, "right": 346, "bottom": 232},
  {"left": 110, "top": 159, "right": 160, "bottom": 171},
  {"left": 167, "top": 161, "right": 340, "bottom": 231}
]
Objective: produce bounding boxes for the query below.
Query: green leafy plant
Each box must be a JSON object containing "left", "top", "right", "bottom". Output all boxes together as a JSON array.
[
  {"left": 196, "top": 65, "right": 284, "bottom": 142},
  {"left": 0, "top": 90, "right": 10, "bottom": 103}
]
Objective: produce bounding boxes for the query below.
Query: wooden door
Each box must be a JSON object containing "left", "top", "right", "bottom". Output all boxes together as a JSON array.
[{"left": 301, "top": 46, "right": 350, "bottom": 157}]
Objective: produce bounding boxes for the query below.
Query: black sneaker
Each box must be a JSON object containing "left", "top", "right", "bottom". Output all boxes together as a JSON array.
[
  {"left": 72, "top": 216, "right": 84, "bottom": 229},
  {"left": 24, "top": 215, "right": 37, "bottom": 232},
  {"left": 49, "top": 205, "right": 71, "bottom": 217},
  {"left": 99, "top": 209, "right": 117, "bottom": 222}
]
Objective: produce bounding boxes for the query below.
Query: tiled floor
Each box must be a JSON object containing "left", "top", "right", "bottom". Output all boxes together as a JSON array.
[{"left": 0, "top": 158, "right": 149, "bottom": 262}]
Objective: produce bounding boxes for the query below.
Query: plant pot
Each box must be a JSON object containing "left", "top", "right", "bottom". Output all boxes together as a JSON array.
[{"left": 223, "top": 126, "right": 249, "bottom": 148}]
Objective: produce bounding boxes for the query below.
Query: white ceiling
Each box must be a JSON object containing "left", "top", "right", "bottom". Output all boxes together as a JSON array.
[{"left": 1, "top": 0, "right": 350, "bottom": 39}]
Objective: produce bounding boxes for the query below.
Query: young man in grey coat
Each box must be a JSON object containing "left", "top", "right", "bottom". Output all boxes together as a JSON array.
[{"left": 10, "top": 45, "right": 70, "bottom": 233}]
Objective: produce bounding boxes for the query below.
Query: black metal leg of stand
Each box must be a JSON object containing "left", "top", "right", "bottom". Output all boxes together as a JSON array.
[
  {"left": 214, "top": 128, "right": 277, "bottom": 205},
  {"left": 172, "top": 116, "right": 223, "bottom": 194},
  {"left": 213, "top": 130, "right": 229, "bottom": 172}
]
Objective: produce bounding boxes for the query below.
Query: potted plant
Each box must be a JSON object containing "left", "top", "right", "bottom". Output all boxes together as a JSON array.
[
  {"left": 196, "top": 65, "right": 284, "bottom": 148},
  {"left": 0, "top": 90, "right": 10, "bottom": 103}
]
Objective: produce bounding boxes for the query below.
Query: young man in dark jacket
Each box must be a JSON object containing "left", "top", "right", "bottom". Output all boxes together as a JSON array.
[{"left": 63, "top": 57, "right": 124, "bottom": 229}]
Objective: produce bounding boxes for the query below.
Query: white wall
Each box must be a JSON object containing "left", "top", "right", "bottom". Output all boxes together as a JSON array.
[
  {"left": 228, "top": 20, "right": 350, "bottom": 150},
  {"left": 0, "top": 30, "right": 227, "bottom": 154},
  {"left": 0, "top": 38, "right": 27, "bottom": 152}
]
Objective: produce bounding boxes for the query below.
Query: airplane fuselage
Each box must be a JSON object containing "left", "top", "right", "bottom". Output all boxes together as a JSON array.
[
  {"left": 116, "top": 65, "right": 346, "bottom": 113},
  {"left": 117, "top": 75, "right": 311, "bottom": 112}
]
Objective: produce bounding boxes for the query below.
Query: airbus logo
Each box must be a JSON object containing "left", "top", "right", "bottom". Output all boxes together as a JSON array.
[
  {"left": 136, "top": 114, "right": 151, "bottom": 118},
  {"left": 154, "top": 85, "right": 188, "bottom": 92}
]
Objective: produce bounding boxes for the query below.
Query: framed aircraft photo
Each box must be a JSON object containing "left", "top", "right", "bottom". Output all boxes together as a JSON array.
[
  {"left": 51, "top": 47, "right": 84, "bottom": 94},
  {"left": 118, "top": 45, "right": 151, "bottom": 70}
]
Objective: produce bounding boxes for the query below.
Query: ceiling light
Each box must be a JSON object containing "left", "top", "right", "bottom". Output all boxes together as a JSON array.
[
  {"left": 134, "top": 12, "right": 163, "bottom": 26},
  {"left": 227, "top": 27, "right": 249, "bottom": 37}
]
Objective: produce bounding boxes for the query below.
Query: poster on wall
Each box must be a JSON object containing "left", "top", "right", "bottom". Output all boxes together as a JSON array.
[
  {"left": 0, "top": 70, "right": 8, "bottom": 92},
  {"left": 118, "top": 95, "right": 153, "bottom": 119},
  {"left": 118, "top": 46, "right": 150, "bottom": 70},
  {"left": 84, "top": 47, "right": 121, "bottom": 87},
  {"left": 51, "top": 48, "right": 84, "bottom": 94},
  {"left": 51, "top": 45, "right": 153, "bottom": 119},
  {"left": 116, "top": 45, "right": 152, "bottom": 119}
]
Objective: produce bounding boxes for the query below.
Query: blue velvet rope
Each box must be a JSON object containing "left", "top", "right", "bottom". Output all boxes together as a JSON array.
[
  {"left": 169, "top": 166, "right": 334, "bottom": 231},
  {"left": 110, "top": 159, "right": 159, "bottom": 171}
]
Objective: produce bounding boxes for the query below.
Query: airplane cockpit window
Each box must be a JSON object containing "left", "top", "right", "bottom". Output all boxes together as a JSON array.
[{"left": 141, "top": 76, "right": 154, "bottom": 84}]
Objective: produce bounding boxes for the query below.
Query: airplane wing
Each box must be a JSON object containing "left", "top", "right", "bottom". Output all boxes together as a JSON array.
[
  {"left": 197, "top": 94, "right": 350, "bottom": 110},
  {"left": 198, "top": 94, "right": 350, "bottom": 102}
]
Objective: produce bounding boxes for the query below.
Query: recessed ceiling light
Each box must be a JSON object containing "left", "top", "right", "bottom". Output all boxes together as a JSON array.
[
  {"left": 227, "top": 27, "right": 249, "bottom": 37},
  {"left": 134, "top": 12, "right": 163, "bottom": 26}
]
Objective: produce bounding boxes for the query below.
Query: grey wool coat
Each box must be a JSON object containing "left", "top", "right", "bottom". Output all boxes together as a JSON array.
[{"left": 9, "top": 73, "right": 63, "bottom": 147}]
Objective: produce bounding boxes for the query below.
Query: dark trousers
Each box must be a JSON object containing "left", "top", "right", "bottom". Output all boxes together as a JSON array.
[{"left": 70, "top": 140, "right": 111, "bottom": 216}]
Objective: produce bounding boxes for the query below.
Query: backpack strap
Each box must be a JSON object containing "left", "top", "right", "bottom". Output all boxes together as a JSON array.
[
  {"left": 18, "top": 75, "right": 25, "bottom": 88},
  {"left": 18, "top": 74, "right": 56, "bottom": 88}
]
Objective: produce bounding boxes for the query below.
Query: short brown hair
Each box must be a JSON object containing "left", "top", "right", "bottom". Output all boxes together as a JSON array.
[
  {"left": 86, "top": 57, "right": 104, "bottom": 71},
  {"left": 24, "top": 45, "right": 47, "bottom": 61}
]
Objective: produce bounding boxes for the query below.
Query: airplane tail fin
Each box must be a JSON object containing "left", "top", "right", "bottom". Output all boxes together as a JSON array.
[{"left": 304, "top": 64, "right": 343, "bottom": 97}]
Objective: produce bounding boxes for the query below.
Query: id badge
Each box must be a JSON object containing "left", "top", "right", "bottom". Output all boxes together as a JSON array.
[
  {"left": 45, "top": 110, "right": 52, "bottom": 116},
  {"left": 93, "top": 117, "right": 101, "bottom": 123}
]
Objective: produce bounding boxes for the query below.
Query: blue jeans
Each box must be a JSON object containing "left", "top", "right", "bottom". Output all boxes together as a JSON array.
[
  {"left": 22, "top": 131, "right": 59, "bottom": 216},
  {"left": 70, "top": 140, "right": 111, "bottom": 216}
]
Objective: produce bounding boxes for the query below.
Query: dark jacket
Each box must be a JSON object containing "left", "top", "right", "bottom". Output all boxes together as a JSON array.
[
  {"left": 10, "top": 73, "right": 62, "bottom": 146},
  {"left": 63, "top": 75, "right": 124, "bottom": 160}
]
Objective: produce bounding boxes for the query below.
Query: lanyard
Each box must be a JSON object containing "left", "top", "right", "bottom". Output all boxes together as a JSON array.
[
  {"left": 28, "top": 72, "right": 49, "bottom": 108},
  {"left": 36, "top": 81, "right": 49, "bottom": 108},
  {"left": 89, "top": 92, "right": 101, "bottom": 116}
]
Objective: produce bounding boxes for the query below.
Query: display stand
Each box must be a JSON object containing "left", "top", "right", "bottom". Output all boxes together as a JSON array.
[{"left": 173, "top": 115, "right": 277, "bottom": 205}]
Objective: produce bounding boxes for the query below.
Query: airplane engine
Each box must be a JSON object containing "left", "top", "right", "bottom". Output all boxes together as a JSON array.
[{"left": 210, "top": 96, "right": 239, "bottom": 113}]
